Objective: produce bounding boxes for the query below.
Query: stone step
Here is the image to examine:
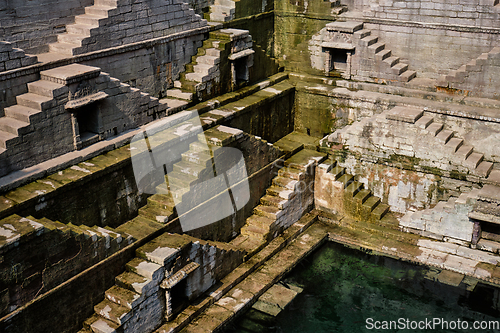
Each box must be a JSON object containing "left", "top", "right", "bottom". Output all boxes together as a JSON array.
[
  {"left": 425, "top": 122, "right": 443, "bottom": 136},
  {"left": 48, "top": 42, "right": 80, "bottom": 56},
  {"left": 329, "top": 165, "right": 345, "bottom": 179},
  {"left": 400, "top": 70, "right": 416, "bottom": 82},
  {"left": 28, "top": 80, "right": 68, "bottom": 98},
  {"left": 138, "top": 205, "right": 174, "bottom": 224},
  {"left": 172, "top": 160, "right": 210, "bottom": 177},
  {"left": 181, "top": 150, "right": 213, "bottom": 166},
  {"left": 353, "top": 188, "right": 372, "bottom": 205},
  {"left": 196, "top": 55, "right": 220, "bottom": 65},
  {"left": 415, "top": 115, "right": 433, "bottom": 129},
  {"left": 464, "top": 152, "right": 484, "bottom": 169},
  {"left": 360, "top": 35, "right": 378, "bottom": 47},
  {"left": 85, "top": 4, "right": 116, "bottom": 17},
  {"left": 435, "top": 129, "right": 453, "bottom": 143},
  {"left": 375, "top": 49, "right": 391, "bottom": 61},
  {"left": 57, "top": 33, "right": 86, "bottom": 46},
  {"left": 88, "top": 316, "right": 120, "bottom": 333},
  {"left": 115, "top": 271, "right": 156, "bottom": 296},
  {"left": 368, "top": 42, "right": 385, "bottom": 54},
  {"left": 282, "top": 149, "right": 326, "bottom": 171},
  {"left": 105, "top": 285, "right": 142, "bottom": 310},
  {"left": 189, "top": 141, "right": 213, "bottom": 154},
  {"left": 146, "top": 193, "right": 176, "bottom": 211},
  {"left": 94, "top": 298, "right": 131, "bottom": 326},
  {"left": 475, "top": 161, "right": 493, "bottom": 177},
  {"left": 260, "top": 194, "right": 289, "bottom": 210},
  {"left": 0, "top": 130, "right": 18, "bottom": 149},
  {"left": 241, "top": 223, "right": 269, "bottom": 238},
  {"left": 253, "top": 205, "right": 282, "bottom": 221},
  {"left": 66, "top": 23, "right": 95, "bottom": 35},
  {"left": 193, "top": 63, "right": 217, "bottom": 75},
  {"left": 166, "top": 89, "right": 193, "bottom": 101},
  {"left": 272, "top": 176, "right": 300, "bottom": 191},
  {"left": 266, "top": 185, "right": 295, "bottom": 200},
  {"left": 278, "top": 166, "right": 306, "bottom": 181},
  {"left": 115, "top": 216, "right": 163, "bottom": 240},
  {"left": 0, "top": 117, "right": 30, "bottom": 135},
  {"left": 16, "top": 92, "right": 55, "bottom": 111},
  {"left": 126, "top": 257, "right": 164, "bottom": 282},
  {"left": 75, "top": 14, "right": 106, "bottom": 26},
  {"left": 386, "top": 106, "right": 423, "bottom": 123},
  {"left": 244, "top": 215, "right": 275, "bottom": 229},
  {"left": 444, "top": 137, "right": 463, "bottom": 152},
  {"left": 353, "top": 29, "right": 371, "bottom": 39},
  {"left": 391, "top": 62, "right": 408, "bottom": 75},
  {"left": 206, "top": 48, "right": 221, "bottom": 57},
  {"left": 95, "top": 0, "right": 118, "bottom": 6},
  {"left": 344, "top": 181, "right": 363, "bottom": 197},
  {"left": 372, "top": 203, "right": 389, "bottom": 220},
  {"left": 337, "top": 173, "right": 354, "bottom": 188},
  {"left": 362, "top": 196, "right": 381, "bottom": 212}
]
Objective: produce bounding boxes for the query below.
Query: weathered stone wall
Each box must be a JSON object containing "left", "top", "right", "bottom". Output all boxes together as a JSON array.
[
  {"left": 0, "top": 0, "right": 92, "bottom": 53},
  {"left": 0, "top": 68, "right": 163, "bottom": 178},
  {"left": 0, "top": 216, "right": 131, "bottom": 318},
  {"left": 0, "top": 41, "right": 37, "bottom": 72}
]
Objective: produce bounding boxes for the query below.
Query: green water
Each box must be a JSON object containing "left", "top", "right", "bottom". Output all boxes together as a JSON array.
[{"left": 225, "top": 242, "right": 500, "bottom": 333}]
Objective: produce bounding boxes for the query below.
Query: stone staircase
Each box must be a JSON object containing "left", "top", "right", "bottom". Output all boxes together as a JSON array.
[
  {"left": 40, "top": 0, "right": 206, "bottom": 57},
  {"left": 436, "top": 46, "right": 500, "bottom": 98},
  {"left": 230, "top": 149, "right": 327, "bottom": 256},
  {"left": 0, "top": 214, "right": 131, "bottom": 317},
  {"left": 209, "top": 0, "right": 236, "bottom": 22},
  {"left": 0, "top": 214, "right": 129, "bottom": 254},
  {"left": 326, "top": 106, "right": 496, "bottom": 179},
  {"left": 352, "top": 24, "right": 416, "bottom": 82},
  {"left": 168, "top": 35, "right": 226, "bottom": 104},
  {"left": 47, "top": 0, "right": 119, "bottom": 56},
  {"left": 315, "top": 159, "right": 391, "bottom": 223},
  {"left": 79, "top": 231, "right": 243, "bottom": 333},
  {"left": 0, "top": 41, "right": 38, "bottom": 72},
  {"left": 400, "top": 189, "right": 480, "bottom": 244},
  {"left": 0, "top": 63, "right": 163, "bottom": 176}
]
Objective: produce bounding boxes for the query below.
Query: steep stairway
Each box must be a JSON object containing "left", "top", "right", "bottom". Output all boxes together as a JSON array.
[
  {"left": 327, "top": 105, "right": 496, "bottom": 179},
  {"left": 208, "top": 0, "right": 236, "bottom": 22},
  {"left": 230, "top": 148, "right": 327, "bottom": 256},
  {"left": 47, "top": 0, "right": 119, "bottom": 56},
  {"left": 0, "top": 63, "right": 162, "bottom": 176},
  {"left": 39, "top": 0, "right": 206, "bottom": 58},
  {"left": 80, "top": 231, "right": 243, "bottom": 333},
  {"left": 170, "top": 30, "right": 243, "bottom": 104},
  {"left": 436, "top": 46, "right": 500, "bottom": 97},
  {"left": 351, "top": 24, "right": 416, "bottom": 82}
]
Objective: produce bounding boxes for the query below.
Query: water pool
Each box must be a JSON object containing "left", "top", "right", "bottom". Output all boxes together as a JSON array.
[{"left": 225, "top": 242, "right": 500, "bottom": 333}]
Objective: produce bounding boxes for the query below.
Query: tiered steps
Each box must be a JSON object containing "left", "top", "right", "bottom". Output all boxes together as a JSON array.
[
  {"left": 48, "top": 0, "right": 118, "bottom": 56},
  {"left": 82, "top": 232, "right": 190, "bottom": 333},
  {"left": 352, "top": 26, "right": 416, "bottom": 82},
  {"left": 231, "top": 148, "right": 327, "bottom": 256},
  {"left": 327, "top": 105, "right": 495, "bottom": 179},
  {"left": 208, "top": 0, "right": 236, "bottom": 22},
  {"left": 437, "top": 46, "right": 500, "bottom": 90}
]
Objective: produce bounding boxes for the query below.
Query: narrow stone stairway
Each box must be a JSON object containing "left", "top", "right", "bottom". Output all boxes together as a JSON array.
[
  {"left": 327, "top": 105, "right": 497, "bottom": 179},
  {"left": 208, "top": 0, "right": 236, "bottom": 22},
  {"left": 437, "top": 46, "right": 500, "bottom": 88},
  {"left": 47, "top": 0, "right": 119, "bottom": 56},
  {"left": 352, "top": 25, "right": 416, "bottom": 82},
  {"left": 230, "top": 148, "right": 327, "bottom": 256}
]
